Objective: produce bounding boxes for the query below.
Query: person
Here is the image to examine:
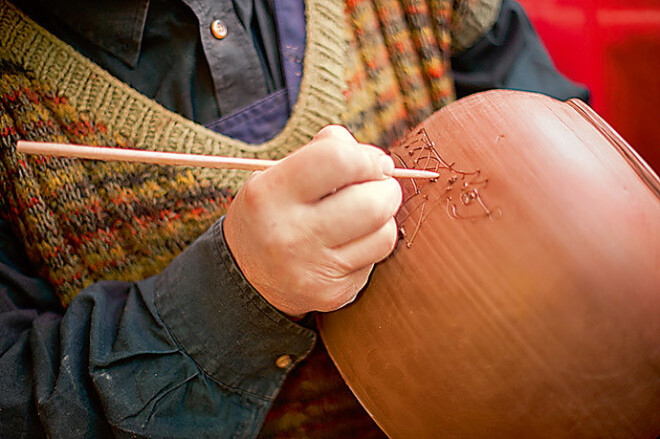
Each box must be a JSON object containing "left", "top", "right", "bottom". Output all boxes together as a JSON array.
[{"left": 0, "top": 0, "right": 587, "bottom": 437}]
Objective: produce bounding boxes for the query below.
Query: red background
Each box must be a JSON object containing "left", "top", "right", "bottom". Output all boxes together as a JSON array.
[{"left": 517, "top": 0, "right": 660, "bottom": 171}]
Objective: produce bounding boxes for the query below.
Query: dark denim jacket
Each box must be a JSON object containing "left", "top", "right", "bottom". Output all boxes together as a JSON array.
[{"left": 0, "top": 217, "right": 316, "bottom": 438}]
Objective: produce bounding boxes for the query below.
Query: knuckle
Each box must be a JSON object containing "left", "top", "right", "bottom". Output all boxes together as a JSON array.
[
  {"left": 314, "top": 124, "right": 353, "bottom": 142},
  {"left": 240, "top": 176, "right": 268, "bottom": 211},
  {"left": 318, "top": 143, "right": 361, "bottom": 176},
  {"left": 326, "top": 136, "right": 354, "bottom": 158},
  {"left": 262, "top": 224, "right": 302, "bottom": 260},
  {"left": 260, "top": 232, "right": 287, "bottom": 257},
  {"left": 310, "top": 134, "right": 371, "bottom": 173}
]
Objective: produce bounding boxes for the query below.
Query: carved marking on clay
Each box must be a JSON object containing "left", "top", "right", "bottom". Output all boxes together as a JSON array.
[{"left": 393, "top": 126, "right": 502, "bottom": 248}]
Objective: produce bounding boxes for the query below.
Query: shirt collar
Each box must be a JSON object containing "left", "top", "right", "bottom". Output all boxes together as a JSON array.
[{"left": 42, "top": 0, "right": 150, "bottom": 67}]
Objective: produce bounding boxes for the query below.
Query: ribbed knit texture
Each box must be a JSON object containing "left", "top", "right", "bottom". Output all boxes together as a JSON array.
[{"left": 0, "top": 0, "right": 495, "bottom": 436}]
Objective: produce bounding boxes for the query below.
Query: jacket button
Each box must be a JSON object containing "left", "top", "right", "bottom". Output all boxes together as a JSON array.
[
  {"left": 210, "top": 19, "right": 228, "bottom": 40},
  {"left": 275, "top": 354, "right": 293, "bottom": 369}
]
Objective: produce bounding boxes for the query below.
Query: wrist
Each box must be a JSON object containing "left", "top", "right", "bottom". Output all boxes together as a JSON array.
[
  {"left": 155, "top": 218, "right": 316, "bottom": 397},
  {"left": 223, "top": 211, "right": 309, "bottom": 319}
]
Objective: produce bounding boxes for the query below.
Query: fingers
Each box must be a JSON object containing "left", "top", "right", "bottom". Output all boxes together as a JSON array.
[
  {"left": 332, "top": 217, "right": 399, "bottom": 272},
  {"left": 223, "top": 125, "right": 402, "bottom": 317},
  {"left": 270, "top": 125, "right": 395, "bottom": 202},
  {"left": 309, "top": 215, "right": 399, "bottom": 313},
  {"left": 311, "top": 124, "right": 358, "bottom": 143},
  {"left": 313, "top": 265, "right": 374, "bottom": 313},
  {"left": 311, "top": 217, "right": 399, "bottom": 312},
  {"left": 310, "top": 177, "right": 402, "bottom": 247}
]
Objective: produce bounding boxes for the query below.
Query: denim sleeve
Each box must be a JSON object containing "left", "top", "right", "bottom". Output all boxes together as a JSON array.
[
  {"left": 0, "top": 218, "right": 316, "bottom": 438},
  {"left": 452, "top": 0, "right": 590, "bottom": 103}
]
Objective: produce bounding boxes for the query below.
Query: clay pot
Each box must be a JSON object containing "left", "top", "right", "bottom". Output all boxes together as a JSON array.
[{"left": 319, "top": 90, "right": 660, "bottom": 438}]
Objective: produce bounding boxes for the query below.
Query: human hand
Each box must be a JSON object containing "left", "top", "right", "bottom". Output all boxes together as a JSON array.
[{"left": 224, "top": 125, "right": 402, "bottom": 317}]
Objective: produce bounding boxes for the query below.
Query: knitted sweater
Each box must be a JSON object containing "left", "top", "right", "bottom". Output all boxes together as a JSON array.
[{"left": 0, "top": 0, "right": 498, "bottom": 436}]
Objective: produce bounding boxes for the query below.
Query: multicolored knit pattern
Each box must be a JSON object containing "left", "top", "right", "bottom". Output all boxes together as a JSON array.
[
  {"left": 342, "top": 0, "right": 455, "bottom": 148},
  {"left": 0, "top": 60, "right": 233, "bottom": 305},
  {"left": 343, "top": 0, "right": 500, "bottom": 148},
  {"left": 0, "top": 0, "right": 498, "bottom": 436}
]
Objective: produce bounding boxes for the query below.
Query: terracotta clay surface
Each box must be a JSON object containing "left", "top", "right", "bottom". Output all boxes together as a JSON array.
[{"left": 318, "top": 90, "right": 660, "bottom": 439}]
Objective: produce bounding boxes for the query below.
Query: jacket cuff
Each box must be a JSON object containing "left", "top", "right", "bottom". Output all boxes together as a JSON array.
[
  {"left": 154, "top": 217, "right": 316, "bottom": 399},
  {"left": 452, "top": 0, "right": 502, "bottom": 53}
]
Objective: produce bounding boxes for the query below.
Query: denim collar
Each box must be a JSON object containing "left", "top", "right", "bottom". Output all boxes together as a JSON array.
[{"left": 41, "top": 0, "right": 149, "bottom": 67}]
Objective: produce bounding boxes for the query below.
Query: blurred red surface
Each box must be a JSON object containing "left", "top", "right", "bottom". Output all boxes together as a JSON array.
[{"left": 517, "top": 0, "right": 660, "bottom": 171}]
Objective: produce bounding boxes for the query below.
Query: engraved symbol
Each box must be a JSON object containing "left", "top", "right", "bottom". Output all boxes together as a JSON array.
[{"left": 392, "top": 126, "right": 502, "bottom": 248}]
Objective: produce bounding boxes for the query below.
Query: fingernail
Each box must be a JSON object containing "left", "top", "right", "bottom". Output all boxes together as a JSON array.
[{"left": 379, "top": 155, "right": 394, "bottom": 176}]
